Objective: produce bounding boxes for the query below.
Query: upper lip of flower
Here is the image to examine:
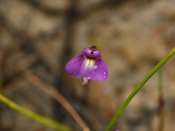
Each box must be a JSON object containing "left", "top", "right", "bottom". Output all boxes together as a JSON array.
[{"left": 81, "top": 47, "right": 102, "bottom": 59}]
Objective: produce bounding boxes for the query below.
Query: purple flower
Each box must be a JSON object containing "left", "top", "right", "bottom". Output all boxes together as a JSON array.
[{"left": 65, "top": 46, "right": 109, "bottom": 85}]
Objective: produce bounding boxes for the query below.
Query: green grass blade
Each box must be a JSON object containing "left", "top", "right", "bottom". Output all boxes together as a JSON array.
[
  {"left": 106, "top": 48, "right": 175, "bottom": 131},
  {"left": 0, "top": 94, "right": 71, "bottom": 131}
]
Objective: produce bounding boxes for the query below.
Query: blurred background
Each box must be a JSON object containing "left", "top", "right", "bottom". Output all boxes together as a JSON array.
[{"left": 0, "top": 0, "right": 175, "bottom": 131}]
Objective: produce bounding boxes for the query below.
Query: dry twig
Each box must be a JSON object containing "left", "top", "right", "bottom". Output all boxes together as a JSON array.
[
  {"left": 22, "top": 70, "right": 90, "bottom": 131},
  {"left": 2, "top": 53, "right": 90, "bottom": 131}
]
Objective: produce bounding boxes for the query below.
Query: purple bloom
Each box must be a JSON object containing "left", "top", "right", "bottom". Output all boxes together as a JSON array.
[{"left": 65, "top": 46, "right": 109, "bottom": 85}]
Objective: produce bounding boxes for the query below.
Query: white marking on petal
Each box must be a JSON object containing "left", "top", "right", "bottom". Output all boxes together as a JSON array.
[
  {"left": 87, "top": 76, "right": 91, "bottom": 79},
  {"left": 84, "top": 59, "right": 95, "bottom": 68},
  {"left": 93, "top": 65, "right": 98, "bottom": 69}
]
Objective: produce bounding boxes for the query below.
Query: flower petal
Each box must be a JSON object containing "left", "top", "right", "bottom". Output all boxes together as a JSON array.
[
  {"left": 65, "top": 55, "right": 85, "bottom": 76},
  {"left": 75, "top": 59, "right": 108, "bottom": 81},
  {"left": 86, "top": 59, "right": 109, "bottom": 81}
]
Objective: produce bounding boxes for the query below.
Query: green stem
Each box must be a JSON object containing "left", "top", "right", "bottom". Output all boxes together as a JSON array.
[
  {"left": 106, "top": 48, "right": 175, "bottom": 131},
  {"left": 0, "top": 94, "right": 71, "bottom": 131}
]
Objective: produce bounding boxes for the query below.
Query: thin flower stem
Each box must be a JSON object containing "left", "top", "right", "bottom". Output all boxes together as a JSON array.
[
  {"left": 158, "top": 69, "right": 164, "bottom": 131},
  {"left": 158, "top": 69, "right": 163, "bottom": 96},
  {"left": 0, "top": 94, "right": 71, "bottom": 131},
  {"left": 0, "top": 76, "right": 2, "bottom": 90},
  {"left": 106, "top": 48, "right": 175, "bottom": 131},
  {"left": 0, "top": 71, "right": 2, "bottom": 91}
]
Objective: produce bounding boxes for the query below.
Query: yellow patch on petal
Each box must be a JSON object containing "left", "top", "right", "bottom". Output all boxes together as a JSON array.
[{"left": 84, "top": 59, "right": 95, "bottom": 68}]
